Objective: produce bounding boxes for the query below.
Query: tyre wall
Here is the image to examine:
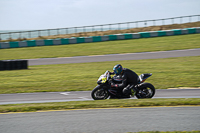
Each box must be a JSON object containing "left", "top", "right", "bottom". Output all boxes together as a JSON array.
[{"left": 0, "top": 60, "right": 28, "bottom": 71}]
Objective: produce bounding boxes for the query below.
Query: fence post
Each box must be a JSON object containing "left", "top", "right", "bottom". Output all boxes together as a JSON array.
[
  {"left": 118, "top": 23, "right": 120, "bottom": 30},
  {"left": 127, "top": 22, "right": 129, "bottom": 29},
  {"left": 75, "top": 27, "right": 77, "bottom": 34},
  {"left": 180, "top": 17, "right": 182, "bottom": 24},
  {"left": 153, "top": 20, "right": 156, "bottom": 26},
  {"left": 83, "top": 27, "right": 86, "bottom": 36},
  {"left": 162, "top": 19, "right": 165, "bottom": 25},
  {"left": 19, "top": 32, "right": 21, "bottom": 39},
  {"left": 101, "top": 25, "right": 103, "bottom": 32},
  {"left": 66, "top": 28, "right": 68, "bottom": 35},
  {"left": 57, "top": 29, "right": 59, "bottom": 35},
  {"left": 144, "top": 21, "right": 147, "bottom": 27}
]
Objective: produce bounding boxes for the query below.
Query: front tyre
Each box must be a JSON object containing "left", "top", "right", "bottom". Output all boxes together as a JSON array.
[
  {"left": 135, "top": 83, "right": 155, "bottom": 99},
  {"left": 91, "top": 85, "right": 109, "bottom": 100}
]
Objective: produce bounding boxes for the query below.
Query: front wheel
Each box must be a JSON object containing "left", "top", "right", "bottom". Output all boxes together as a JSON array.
[
  {"left": 91, "top": 85, "right": 109, "bottom": 100},
  {"left": 135, "top": 83, "right": 155, "bottom": 99}
]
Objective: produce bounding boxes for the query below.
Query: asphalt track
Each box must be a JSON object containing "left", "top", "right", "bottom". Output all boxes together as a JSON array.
[
  {"left": 28, "top": 48, "right": 200, "bottom": 65},
  {"left": 1, "top": 106, "right": 200, "bottom": 133},
  {"left": 0, "top": 89, "right": 200, "bottom": 105}
]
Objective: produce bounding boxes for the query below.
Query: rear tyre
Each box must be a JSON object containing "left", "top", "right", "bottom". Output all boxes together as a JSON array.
[
  {"left": 135, "top": 83, "right": 155, "bottom": 99},
  {"left": 91, "top": 85, "right": 109, "bottom": 100}
]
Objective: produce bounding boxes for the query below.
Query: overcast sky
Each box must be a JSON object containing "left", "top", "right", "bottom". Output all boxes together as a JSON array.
[{"left": 0, "top": 0, "right": 199, "bottom": 30}]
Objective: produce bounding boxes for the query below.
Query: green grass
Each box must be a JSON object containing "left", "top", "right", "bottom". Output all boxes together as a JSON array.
[
  {"left": 0, "top": 34, "right": 200, "bottom": 60},
  {"left": 0, "top": 98, "right": 200, "bottom": 113},
  {"left": 0, "top": 56, "right": 199, "bottom": 94}
]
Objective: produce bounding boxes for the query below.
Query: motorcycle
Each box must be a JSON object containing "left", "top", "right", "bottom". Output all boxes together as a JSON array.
[{"left": 91, "top": 70, "right": 155, "bottom": 100}]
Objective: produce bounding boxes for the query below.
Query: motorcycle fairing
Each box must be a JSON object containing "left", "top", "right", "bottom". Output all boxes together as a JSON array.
[
  {"left": 97, "top": 71, "right": 110, "bottom": 84},
  {"left": 108, "top": 89, "right": 118, "bottom": 95},
  {"left": 138, "top": 73, "right": 152, "bottom": 83},
  {"left": 97, "top": 74, "right": 107, "bottom": 84}
]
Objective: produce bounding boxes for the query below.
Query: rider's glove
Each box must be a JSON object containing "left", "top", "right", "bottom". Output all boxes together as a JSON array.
[{"left": 109, "top": 71, "right": 115, "bottom": 75}]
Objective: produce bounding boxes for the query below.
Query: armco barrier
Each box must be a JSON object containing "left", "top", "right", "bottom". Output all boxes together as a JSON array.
[
  {"left": 0, "top": 27, "right": 199, "bottom": 49},
  {"left": 0, "top": 60, "right": 28, "bottom": 71}
]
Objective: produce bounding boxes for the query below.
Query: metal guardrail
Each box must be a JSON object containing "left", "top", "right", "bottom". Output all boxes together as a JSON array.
[{"left": 0, "top": 15, "right": 199, "bottom": 41}]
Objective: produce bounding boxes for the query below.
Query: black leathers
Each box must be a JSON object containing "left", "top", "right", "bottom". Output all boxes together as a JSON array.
[{"left": 111, "top": 68, "right": 139, "bottom": 89}]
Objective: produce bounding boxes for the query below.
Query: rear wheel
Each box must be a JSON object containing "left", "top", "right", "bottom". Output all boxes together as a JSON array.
[
  {"left": 135, "top": 83, "right": 155, "bottom": 99},
  {"left": 91, "top": 85, "right": 109, "bottom": 100}
]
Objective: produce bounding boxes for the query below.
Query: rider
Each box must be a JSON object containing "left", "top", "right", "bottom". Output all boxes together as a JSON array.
[{"left": 109, "top": 64, "right": 139, "bottom": 98}]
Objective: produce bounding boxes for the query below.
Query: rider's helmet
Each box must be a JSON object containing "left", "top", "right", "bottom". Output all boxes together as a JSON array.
[{"left": 113, "top": 64, "right": 123, "bottom": 75}]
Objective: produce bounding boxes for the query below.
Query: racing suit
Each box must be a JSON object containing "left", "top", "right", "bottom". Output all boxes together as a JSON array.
[{"left": 110, "top": 68, "right": 139, "bottom": 96}]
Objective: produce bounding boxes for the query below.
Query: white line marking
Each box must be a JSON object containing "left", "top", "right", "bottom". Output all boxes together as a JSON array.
[
  {"left": 79, "top": 97, "right": 91, "bottom": 100},
  {"left": 60, "top": 92, "right": 77, "bottom": 96}
]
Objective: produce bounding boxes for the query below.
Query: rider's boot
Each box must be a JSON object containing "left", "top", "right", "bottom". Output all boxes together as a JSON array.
[{"left": 121, "top": 85, "right": 131, "bottom": 98}]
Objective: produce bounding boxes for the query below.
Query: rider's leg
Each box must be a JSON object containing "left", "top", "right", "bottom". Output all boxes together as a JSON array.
[{"left": 123, "top": 84, "right": 137, "bottom": 95}]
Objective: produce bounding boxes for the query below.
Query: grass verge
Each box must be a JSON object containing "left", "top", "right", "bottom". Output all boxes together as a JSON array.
[
  {"left": 0, "top": 34, "right": 200, "bottom": 60},
  {"left": 0, "top": 98, "right": 200, "bottom": 113},
  {"left": 0, "top": 56, "right": 199, "bottom": 93}
]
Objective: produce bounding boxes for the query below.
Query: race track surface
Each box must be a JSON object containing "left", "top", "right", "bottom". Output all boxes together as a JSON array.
[
  {"left": 1, "top": 106, "right": 200, "bottom": 133},
  {"left": 28, "top": 48, "right": 200, "bottom": 65},
  {"left": 0, "top": 89, "right": 200, "bottom": 105}
]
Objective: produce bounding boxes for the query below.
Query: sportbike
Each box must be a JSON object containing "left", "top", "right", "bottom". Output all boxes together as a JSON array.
[{"left": 91, "top": 71, "right": 155, "bottom": 100}]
